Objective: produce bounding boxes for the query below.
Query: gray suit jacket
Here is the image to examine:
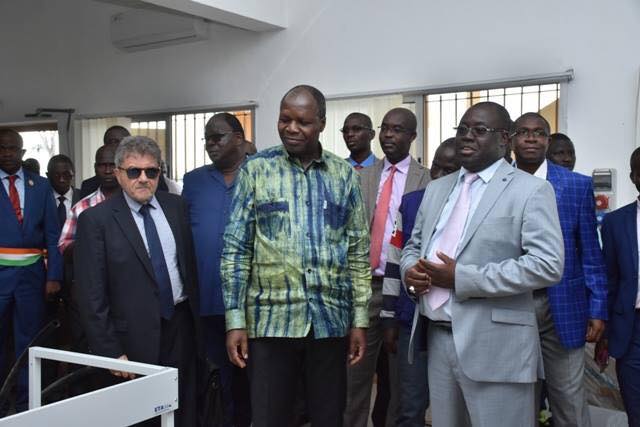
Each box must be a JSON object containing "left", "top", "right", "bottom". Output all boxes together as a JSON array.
[
  {"left": 401, "top": 160, "right": 564, "bottom": 383},
  {"left": 359, "top": 157, "right": 430, "bottom": 225}
]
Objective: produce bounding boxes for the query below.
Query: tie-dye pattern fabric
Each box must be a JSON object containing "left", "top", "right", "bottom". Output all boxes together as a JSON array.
[{"left": 221, "top": 145, "right": 371, "bottom": 338}]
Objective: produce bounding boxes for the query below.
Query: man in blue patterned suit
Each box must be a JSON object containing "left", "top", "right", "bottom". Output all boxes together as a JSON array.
[
  {"left": 513, "top": 112, "right": 607, "bottom": 427},
  {"left": 0, "top": 129, "right": 62, "bottom": 413}
]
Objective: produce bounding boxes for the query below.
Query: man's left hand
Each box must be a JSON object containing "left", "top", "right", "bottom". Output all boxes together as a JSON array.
[
  {"left": 424, "top": 251, "right": 456, "bottom": 289},
  {"left": 348, "top": 328, "right": 367, "bottom": 366},
  {"left": 45, "top": 281, "right": 61, "bottom": 299},
  {"left": 586, "top": 319, "right": 605, "bottom": 343}
]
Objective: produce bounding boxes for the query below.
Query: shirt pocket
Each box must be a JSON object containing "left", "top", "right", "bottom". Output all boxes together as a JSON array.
[
  {"left": 324, "top": 200, "right": 349, "bottom": 231},
  {"left": 255, "top": 199, "right": 291, "bottom": 242}
]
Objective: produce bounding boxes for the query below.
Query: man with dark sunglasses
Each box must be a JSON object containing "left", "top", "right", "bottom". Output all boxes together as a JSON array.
[
  {"left": 73, "top": 136, "right": 201, "bottom": 426},
  {"left": 342, "top": 112, "right": 378, "bottom": 169},
  {"left": 182, "top": 112, "right": 251, "bottom": 427}
]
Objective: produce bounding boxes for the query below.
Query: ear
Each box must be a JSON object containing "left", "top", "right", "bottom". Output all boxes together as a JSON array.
[{"left": 319, "top": 117, "right": 326, "bottom": 133}]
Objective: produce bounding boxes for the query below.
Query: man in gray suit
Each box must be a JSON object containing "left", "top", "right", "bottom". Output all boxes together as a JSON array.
[
  {"left": 401, "top": 102, "right": 564, "bottom": 426},
  {"left": 345, "top": 107, "right": 430, "bottom": 427}
]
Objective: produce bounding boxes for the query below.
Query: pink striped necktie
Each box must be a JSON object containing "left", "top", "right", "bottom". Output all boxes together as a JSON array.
[{"left": 427, "top": 172, "right": 479, "bottom": 310}]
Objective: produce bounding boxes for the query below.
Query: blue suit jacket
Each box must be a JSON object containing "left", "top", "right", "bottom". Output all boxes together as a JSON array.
[
  {"left": 601, "top": 201, "right": 638, "bottom": 358},
  {"left": 546, "top": 162, "right": 607, "bottom": 348},
  {"left": 0, "top": 170, "right": 62, "bottom": 282},
  {"left": 182, "top": 165, "right": 234, "bottom": 316},
  {"left": 395, "top": 189, "right": 426, "bottom": 328}
]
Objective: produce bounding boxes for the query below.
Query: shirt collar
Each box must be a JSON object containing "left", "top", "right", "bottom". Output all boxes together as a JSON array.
[
  {"left": 123, "top": 191, "right": 159, "bottom": 213},
  {"left": 533, "top": 159, "right": 548, "bottom": 180},
  {"left": 55, "top": 187, "right": 74, "bottom": 201},
  {"left": 458, "top": 158, "right": 505, "bottom": 184},
  {"left": 348, "top": 152, "right": 377, "bottom": 168},
  {"left": 283, "top": 143, "right": 327, "bottom": 168},
  {"left": 0, "top": 167, "right": 24, "bottom": 181},
  {"left": 383, "top": 155, "right": 411, "bottom": 174}
]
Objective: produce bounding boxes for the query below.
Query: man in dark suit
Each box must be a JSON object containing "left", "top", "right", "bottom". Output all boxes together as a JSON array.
[
  {"left": 47, "top": 154, "right": 80, "bottom": 226},
  {"left": 599, "top": 147, "right": 640, "bottom": 426},
  {"left": 345, "top": 108, "right": 430, "bottom": 427},
  {"left": 79, "top": 125, "right": 130, "bottom": 198},
  {"left": 0, "top": 129, "right": 62, "bottom": 412},
  {"left": 513, "top": 112, "right": 607, "bottom": 427},
  {"left": 73, "top": 136, "right": 200, "bottom": 426}
]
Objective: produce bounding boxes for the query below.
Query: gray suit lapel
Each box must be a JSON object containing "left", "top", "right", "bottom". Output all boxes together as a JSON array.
[
  {"left": 404, "top": 159, "right": 424, "bottom": 195},
  {"left": 457, "top": 162, "right": 514, "bottom": 255},
  {"left": 365, "top": 160, "right": 384, "bottom": 224}
]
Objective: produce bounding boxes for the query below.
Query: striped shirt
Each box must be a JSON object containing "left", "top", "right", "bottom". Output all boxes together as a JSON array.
[
  {"left": 58, "top": 188, "right": 105, "bottom": 253},
  {"left": 221, "top": 145, "right": 371, "bottom": 338}
]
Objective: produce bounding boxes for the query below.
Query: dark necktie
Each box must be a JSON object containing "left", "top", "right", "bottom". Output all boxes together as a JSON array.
[
  {"left": 139, "top": 204, "right": 175, "bottom": 320},
  {"left": 7, "top": 175, "right": 22, "bottom": 224},
  {"left": 57, "top": 195, "right": 67, "bottom": 229}
]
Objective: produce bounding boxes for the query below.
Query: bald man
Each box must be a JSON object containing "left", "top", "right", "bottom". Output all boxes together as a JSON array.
[{"left": 345, "top": 108, "right": 430, "bottom": 427}]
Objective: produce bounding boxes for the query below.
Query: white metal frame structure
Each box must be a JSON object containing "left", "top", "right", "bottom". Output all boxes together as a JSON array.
[{"left": 0, "top": 347, "right": 179, "bottom": 427}]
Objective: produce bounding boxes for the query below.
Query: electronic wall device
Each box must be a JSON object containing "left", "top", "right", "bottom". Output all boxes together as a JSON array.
[{"left": 592, "top": 168, "right": 616, "bottom": 226}]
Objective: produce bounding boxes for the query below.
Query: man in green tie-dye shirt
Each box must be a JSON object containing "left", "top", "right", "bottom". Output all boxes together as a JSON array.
[{"left": 221, "top": 85, "right": 371, "bottom": 427}]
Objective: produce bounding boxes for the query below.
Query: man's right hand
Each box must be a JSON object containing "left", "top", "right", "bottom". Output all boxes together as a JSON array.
[
  {"left": 110, "top": 354, "right": 136, "bottom": 380},
  {"left": 226, "top": 329, "right": 249, "bottom": 368},
  {"left": 404, "top": 259, "right": 431, "bottom": 295}
]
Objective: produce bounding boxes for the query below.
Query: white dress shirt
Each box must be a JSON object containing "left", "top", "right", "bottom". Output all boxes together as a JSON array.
[{"left": 0, "top": 167, "right": 25, "bottom": 210}]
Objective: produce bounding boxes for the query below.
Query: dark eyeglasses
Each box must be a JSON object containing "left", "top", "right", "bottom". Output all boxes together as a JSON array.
[
  {"left": 118, "top": 167, "right": 160, "bottom": 180},
  {"left": 512, "top": 128, "right": 548, "bottom": 138},
  {"left": 454, "top": 125, "right": 506, "bottom": 136},
  {"left": 340, "top": 125, "right": 373, "bottom": 134},
  {"left": 202, "top": 132, "right": 233, "bottom": 144}
]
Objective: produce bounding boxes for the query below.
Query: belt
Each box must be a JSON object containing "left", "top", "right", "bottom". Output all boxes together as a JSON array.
[
  {"left": 0, "top": 248, "right": 44, "bottom": 267},
  {"left": 533, "top": 288, "right": 547, "bottom": 298},
  {"left": 431, "top": 320, "right": 452, "bottom": 331}
]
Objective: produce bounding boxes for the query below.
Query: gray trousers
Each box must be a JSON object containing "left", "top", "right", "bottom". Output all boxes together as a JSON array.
[
  {"left": 428, "top": 325, "right": 536, "bottom": 427},
  {"left": 344, "top": 279, "right": 398, "bottom": 427},
  {"left": 534, "top": 292, "right": 591, "bottom": 427}
]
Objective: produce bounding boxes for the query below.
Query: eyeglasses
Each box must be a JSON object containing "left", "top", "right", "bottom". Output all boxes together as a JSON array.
[
  {"left": 454, "top": 125, "right": 506, "bottom": 136},
  {"left": 118, "top": 167, "right": 160, "bottom": 180},
  {"left": 51, "top": 171, "right": 74, "bottom": 180},
  {"left": 340, "top": 125, "right": 373, "bottom": 134},
  {"left": 512, "top": 128, "right": 548, "bottom": 138},
  {"left": 378, "top": 125, "right": 412, "bottom": 135},
  {"left": 202, "top": 132, "right": 233, "bottom": 144}
]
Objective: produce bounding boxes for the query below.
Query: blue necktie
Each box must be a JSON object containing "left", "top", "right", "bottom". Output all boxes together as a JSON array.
[{"left": 139, "top": 204, "right": 175, "bottom": 320}]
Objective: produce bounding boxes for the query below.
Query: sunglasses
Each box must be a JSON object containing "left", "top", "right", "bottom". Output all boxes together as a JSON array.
[{"left": 118, "top": 167, "right": 160, "bottom": 180}]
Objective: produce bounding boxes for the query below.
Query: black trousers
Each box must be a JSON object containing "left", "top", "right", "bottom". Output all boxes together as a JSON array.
[
  {"left": 248, "top": 332, "right": 348, "bottom": 427},
  {"left": 141, "top": 301, "right": 197, "bottom": 427}
]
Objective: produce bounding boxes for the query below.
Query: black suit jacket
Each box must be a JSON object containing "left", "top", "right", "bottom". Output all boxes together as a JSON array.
[{"left": 73, "top": 190, "right": 201, "bottom": 364}]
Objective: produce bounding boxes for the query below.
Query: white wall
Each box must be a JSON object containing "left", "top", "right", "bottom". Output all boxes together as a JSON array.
[{"left": 1, "top": 0, "right": 639, "bottom": 203}]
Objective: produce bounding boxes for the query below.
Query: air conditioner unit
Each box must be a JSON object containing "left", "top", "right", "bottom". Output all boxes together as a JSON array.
[{"left": 110, "top": 9, "right": 208, "bottom": 52}]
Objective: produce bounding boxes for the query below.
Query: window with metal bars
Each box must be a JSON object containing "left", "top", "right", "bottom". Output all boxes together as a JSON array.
[
  {"left": 424, "top": 83, "right": 560, "bottom": 166},
  {"left": 130, "top": 109, "right": 253, "bottom": 182}
]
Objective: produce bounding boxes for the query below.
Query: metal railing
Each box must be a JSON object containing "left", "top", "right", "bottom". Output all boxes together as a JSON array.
[{"left": 0, "top": 347, "right": 178, "bottom": 427}]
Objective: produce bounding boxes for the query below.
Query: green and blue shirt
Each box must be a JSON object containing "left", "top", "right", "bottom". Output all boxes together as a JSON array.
[{"left": 221, "top": 145, "right": 371, "bottom": 338}]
